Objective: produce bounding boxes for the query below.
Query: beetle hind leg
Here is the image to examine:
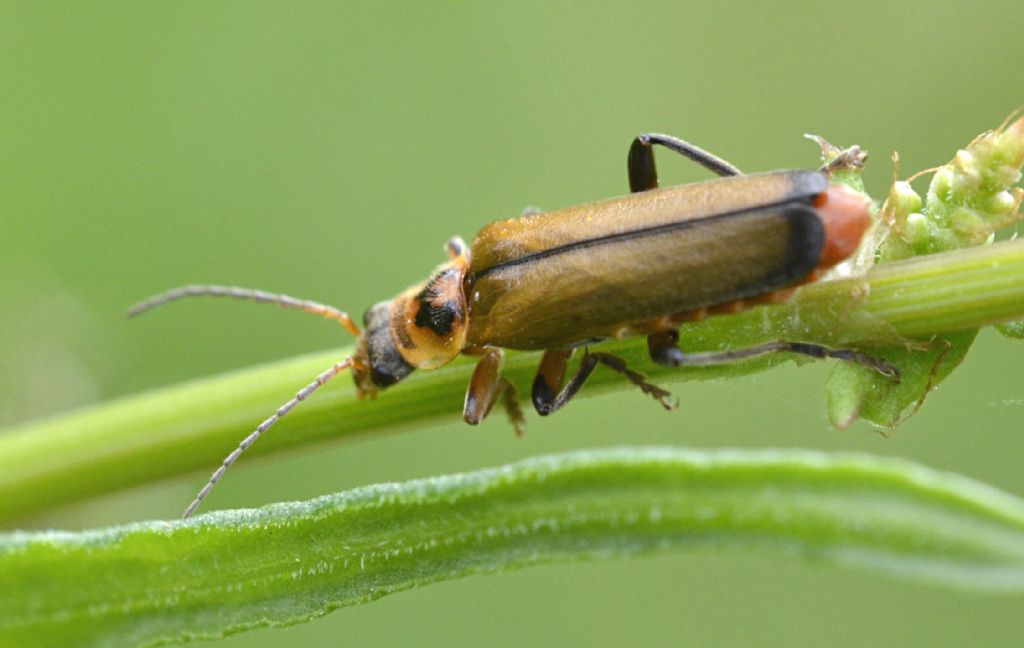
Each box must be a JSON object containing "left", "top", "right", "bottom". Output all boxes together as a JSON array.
[
  {"left": 628, "top": 133, "right": 742, "bottom": 193},
  {"left": 532, "top": 349, "right": 676, "bottom": 416},
  {"left": 464, "top": 349, "right": 525, "bottom": 436},
  {"left": 646, "top": 330, "right": 900, "bottom": 380}
]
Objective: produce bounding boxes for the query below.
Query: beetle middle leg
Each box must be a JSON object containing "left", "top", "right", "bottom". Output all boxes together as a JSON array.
[
  {"left": 628, "top": 133, "right": 742, "bottom": 192},
  {"left": 646, "top": 330, "right": 900, "bottom": 379},
  {"left": 464, "top": 348, "right": 525, "bottom": 436},
  {"left": 532, "top": 349, "right": 676, "bottom": 416}
]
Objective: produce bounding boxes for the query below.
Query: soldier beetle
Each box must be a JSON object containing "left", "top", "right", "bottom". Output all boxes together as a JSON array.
[{"left": 129, "top": 133, "right": 898, "bottom": 518}]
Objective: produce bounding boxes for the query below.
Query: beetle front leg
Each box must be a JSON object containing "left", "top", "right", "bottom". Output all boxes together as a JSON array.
[
  {"left": 646, "top": 329, "right": 900, "bottom": 379},
  {"left": 532, "top": 349, "right": 676, "bottom": 416},
  {"left": 628, "top": 133, "right": 742, "bottom": 192},
  {"left": 463, "top": 348, "right": 525, "bottom": 436}
]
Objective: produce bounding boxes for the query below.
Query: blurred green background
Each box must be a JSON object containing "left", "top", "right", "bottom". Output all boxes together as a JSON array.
[{"left": 3, "top": 1, "right": 1024, "bottom": 645}]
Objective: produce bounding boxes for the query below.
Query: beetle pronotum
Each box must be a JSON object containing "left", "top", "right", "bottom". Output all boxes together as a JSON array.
[{"left": 130, "top": 133, "right": 898, "bottom": 518}]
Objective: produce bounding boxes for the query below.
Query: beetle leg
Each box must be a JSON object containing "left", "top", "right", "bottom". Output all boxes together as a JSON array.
[
  {"left": 628, "top": 133, "right": 742, "bottom": 192},
  {"left": 445, "top": 236, "right": 470, "bottom": 261},
  {"left": 646, "top": 330, "right": 900, "bottom": 380},
  {"left": 531, "top": 349, "right": 572, "bottom": 413},
  {"left": 502, "top": 380, "right": 526, "bottom": 436},
  {"left": 532, "top": 349, "right": 676, "bottom": 416},
  {"left": 463, "top": 348, "right": 525, "bottom": 436},
  {"left": 647, "top": 330, "right": 688, "bottom": 366},
  {"left": 594, "top": 352, "right": 678, "bottom": 409}
]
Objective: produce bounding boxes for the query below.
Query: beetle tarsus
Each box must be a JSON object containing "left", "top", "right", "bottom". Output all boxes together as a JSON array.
[
  {"left": 591, "top": 352, "right": 677, "bottom": 410},
  {"left": 646, "top": 333, "right": 901, "bottom": 382},
  {"left": 503, "top": 382, "right": 526, "bottom": 436},
  {"left": 823, "top": 347, "right": 901, "bottom": 382}
]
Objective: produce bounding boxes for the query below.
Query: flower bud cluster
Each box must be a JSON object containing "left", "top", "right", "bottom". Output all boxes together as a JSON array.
[{"left": 881, "top": 114, "right": 1024, "bottom": 261}]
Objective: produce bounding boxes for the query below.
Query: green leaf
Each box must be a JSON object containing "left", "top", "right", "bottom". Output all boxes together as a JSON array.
[
  {"left": 3, "top": 448, "right": 1024, "bottom": 647},
  {"left": 827, "top": 331, "right": 977, "bottom": 430}
]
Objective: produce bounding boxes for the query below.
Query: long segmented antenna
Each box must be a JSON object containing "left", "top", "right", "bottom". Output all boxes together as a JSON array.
[
  {"left": 127, "top": 284, "right": 363, "bottom": 517},
  {"left": 127, "top": 284, "right": 361, "bottom": 337},
  {"left": 182, "top": 358, "right": 354, "bottom": 519}
]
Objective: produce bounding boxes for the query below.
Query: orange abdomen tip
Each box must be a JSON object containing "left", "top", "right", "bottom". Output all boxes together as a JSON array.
[{"left": 815, "top": 184, "right": 872, "bottom": 269}]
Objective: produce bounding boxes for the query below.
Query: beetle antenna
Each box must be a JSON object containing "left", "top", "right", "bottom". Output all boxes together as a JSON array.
[
  {"left": 183, "top": 357, "right": 355, "bottom": 519},
  {"left": 127, "top": 284, "right": 361, "bottom": 336}
]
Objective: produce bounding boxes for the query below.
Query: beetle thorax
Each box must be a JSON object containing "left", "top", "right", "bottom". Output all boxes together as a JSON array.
[{"left": 391, "top": 265, "right": 469, "bottom": 370}]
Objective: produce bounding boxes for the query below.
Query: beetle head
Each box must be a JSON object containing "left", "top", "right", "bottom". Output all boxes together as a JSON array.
[{"left": 357, "top": 248, "right": 471, "bottom": 391}]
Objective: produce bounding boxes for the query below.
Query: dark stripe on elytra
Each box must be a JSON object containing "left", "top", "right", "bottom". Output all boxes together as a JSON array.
[
  {"left": 467, "top": 196, "right": 822, "bottom": 283},
  {"left": 780, "top": 205, "right": 826, "bottom": 286}
]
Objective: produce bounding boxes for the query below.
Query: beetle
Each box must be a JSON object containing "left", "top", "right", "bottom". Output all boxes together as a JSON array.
[{"left": 129, "top": 133, "right": 898, "bottom": 518}]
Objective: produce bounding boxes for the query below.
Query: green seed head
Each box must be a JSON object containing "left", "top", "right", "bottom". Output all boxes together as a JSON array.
[{"left": 879, "top": 113, "right": 1024, "bottom": 261}]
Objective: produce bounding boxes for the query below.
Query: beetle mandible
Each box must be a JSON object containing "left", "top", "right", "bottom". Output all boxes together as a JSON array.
[{"left": 129, "top": 133, "right": 898, "bottom": 518}]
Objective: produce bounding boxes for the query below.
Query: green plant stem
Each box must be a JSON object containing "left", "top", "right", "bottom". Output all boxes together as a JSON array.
[
  {"left": 3, "top": 448, "right": 1024, "bottom": 647},
  {"left": 2, "top": 239, "right": 1024, "bottom": 524}
]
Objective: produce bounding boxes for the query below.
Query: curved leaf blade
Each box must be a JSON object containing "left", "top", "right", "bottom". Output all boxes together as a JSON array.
[{"left": 3, "top": 448, "right": 1024, "bottom": 646}]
